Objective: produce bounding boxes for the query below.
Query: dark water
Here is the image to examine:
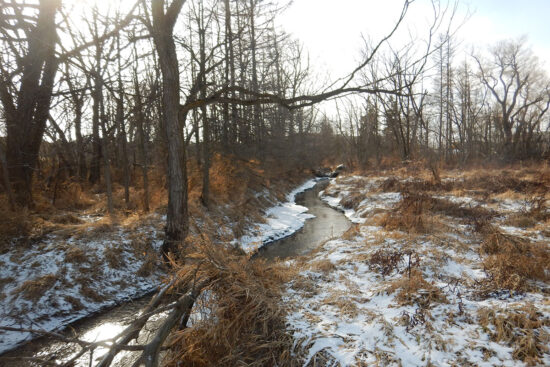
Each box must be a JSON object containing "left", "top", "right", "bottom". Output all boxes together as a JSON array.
[
  {"left": 1, "top": 180, "right": 350, "bottom": 366},
  {"left": 257, "top": 180, "right": 351, "bottom": 260}
]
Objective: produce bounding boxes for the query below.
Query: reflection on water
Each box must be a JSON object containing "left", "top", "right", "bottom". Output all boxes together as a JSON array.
[
  {"left": 3, "top": 296, "right": 152, "bottom": 367},
  {"left": 258, "top": 180, "right": 351, "bottom": 260}
]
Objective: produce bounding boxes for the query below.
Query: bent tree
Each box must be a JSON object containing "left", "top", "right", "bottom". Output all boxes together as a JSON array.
[{"left": 0, "top": 0, "right": 61, "bottom": 207}]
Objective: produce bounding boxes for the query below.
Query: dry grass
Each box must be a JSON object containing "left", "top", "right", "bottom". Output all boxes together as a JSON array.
[
  {"left": 381, "top": 189, "right": 496, "bottom": 234},
  {"left": 504, "top": 213, "right": 538, "bottom": 228},
  {"left": 321, "top": 290, "right": 359, "bottom": 319},
  {"left": 340, "top": 192, "right": 364, "bottom": 210},
  {"left": 163, "top": 239, "right": 300, "bottom": 367},
  {"left": 476, "top": 223, "right": 550, "bottom": 292},
  {"left": 308, "top": 259, "right": 337, "bottom": 274},
  {"left": 477, "top": 305, "right": 550, "bottom": 365},
  {"left": 80, "top": 284, "right": 105, "bottom": 302},
  {"left": 137, "top": 252, "right": 158, "bottom": 277},
  {"left": 381, "top": 192, "right": 427, "bottom": 233},
  {"left": 16, "top": 274, "right": 57, "bottom": 302},
  {"left": 64, "top": 295, "right": 84, "bottom": 311},
  {"left": 0, "top": 205, "right": 31, "bottom": 251},
  {"left": 64, "top": 246, "right": 87, "bottom": 264},
  {"left": 387, "top": 269, "right": 447, "bottom": 307},
  {"left": 290, "top": 275, "right": 319, "bottom": 298},
  {"left": 103, "top": 244, "right": 125, "bottom": 269}
]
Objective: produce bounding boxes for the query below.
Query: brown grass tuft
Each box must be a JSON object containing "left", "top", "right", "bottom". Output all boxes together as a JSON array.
[
  {"left": 103, "top": 244, "right": 125, "bottom": 269},
  {"left": 340, "top": 192, "right": 364, "bottom": 210},
  {"left": 64, "top": 246, "right": 87, "bottom": 264},
  {"left": 477, "top": 224, "right": 550, "bottom": 292},
  {"left": 16, "top": 274, "right": 57, "bottom": 302},
  {"left": 477, "top": 305, "right": 549, "bottom": 365},
  {"left": 309, "top": 259, "right": 336, "bottom": 274},
  {"left": 387, "top": 269, "right": 447, "bottom": 307},
  {"left": 164, "top": 239, "right": 299, "bottom": 367},
  {"left": 0, "top": 206, "right": 31, "bottom": 251}
]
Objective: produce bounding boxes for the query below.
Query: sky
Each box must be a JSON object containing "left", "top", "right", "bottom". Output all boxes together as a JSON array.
[{"left": 277, "top": 0, "right": 550, "bottom": 81}]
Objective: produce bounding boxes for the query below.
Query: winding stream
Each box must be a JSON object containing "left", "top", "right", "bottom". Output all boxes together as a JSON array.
[
  {"left": 1, "top": 180, "right": 350, "bottom": 366},
  {"left": 257, "top": 180, "right": 351, "bottom": 260}
]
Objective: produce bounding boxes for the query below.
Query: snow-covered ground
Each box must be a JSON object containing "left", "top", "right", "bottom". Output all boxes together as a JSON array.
[
  {"left": 0, "top": 216, "right": 165, "bottom": 354},
  {"left": 0, "top": 178, "right": 320, "bottom": 354},
  {"left": 284, "top": 175, "right": 550, "bottom": 366},
  {"left": 235, "top": 178, "right": 320, "bottom": 253}
]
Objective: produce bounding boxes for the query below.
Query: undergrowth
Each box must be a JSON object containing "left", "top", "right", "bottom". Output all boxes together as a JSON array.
[{"left": 163, "top": 238, "right": 301, "bottom": 367}]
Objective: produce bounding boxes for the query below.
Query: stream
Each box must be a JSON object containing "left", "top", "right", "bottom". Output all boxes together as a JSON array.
[
  {"left": 256, "top": 179, "right": 351, "bottom": 260},
  {"left": 1, "top": 180, "right": 350, "bottom": 366}
]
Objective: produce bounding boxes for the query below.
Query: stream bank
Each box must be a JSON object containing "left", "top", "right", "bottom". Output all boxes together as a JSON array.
[{"left": 1, "top": 178, "right": 351, "bottom": 366}]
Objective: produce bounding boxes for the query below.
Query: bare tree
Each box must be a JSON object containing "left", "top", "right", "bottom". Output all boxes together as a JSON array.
[
  {"left": 475, "top": 38, "right": 550, "bottom": 159},
  {"left": 0, "top": 0, "right": 61, "bottom": 207}
]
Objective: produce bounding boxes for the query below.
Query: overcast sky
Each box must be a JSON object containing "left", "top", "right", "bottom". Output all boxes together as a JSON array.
[{"left": 277, "top": 0, "right": 550, "bottom": 80}]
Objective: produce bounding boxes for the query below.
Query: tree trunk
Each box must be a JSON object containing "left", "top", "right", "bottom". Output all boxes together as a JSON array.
[
  {"left": 152, "top": 0, "right": 189, "bottom": 258},
  {"left": 198, "top": 11, "right": 210, "bottom": 208},
  {"left": 0, "top": 142, "right": 16, "bottom": 211},
  {"left": 3, "top": 0, "right": 60, "bottom": 207},
  {"left": 100, "top": 94, "right": 114, "bottom": 215}
]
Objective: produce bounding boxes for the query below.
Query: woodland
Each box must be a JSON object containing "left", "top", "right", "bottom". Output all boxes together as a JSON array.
[{"left": 0, "top": 0, "right": 549, "bottom": 366}]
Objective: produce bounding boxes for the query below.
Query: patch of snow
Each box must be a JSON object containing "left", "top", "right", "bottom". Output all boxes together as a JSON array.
[
  {"left": 0, "top": 217, "right": 165, "bottom": 354},
  {"left": 234, "top": 178, "right": 320, "bottom": 253},
  {"left": 284, "top": 174, "right": 550, "bottom": 366}
]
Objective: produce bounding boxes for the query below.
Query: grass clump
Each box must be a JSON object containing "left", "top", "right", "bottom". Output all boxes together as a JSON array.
[
  {"left": 381, "top": 192, "right": 427, "bottom": 233},
  {"left": 64, "top": 246, "right": 87, "bottom": 264},
  {"left": 164, "top": 239, "right": 299, "bottom": 367},
  {"left": 476, "top": 223, "right": 549, "bottom": 292},
  {"left": 17, "top": 274, "right": 57, "bottom": 302},
  {"left": 387, "top": 269, "right": 447, "bottom": 308},
  {"left": 477, "top": 305, "right": 549, "bottom": 365},
  {"left": 103, "top": 244, "right": 125, "bottom": 269}
]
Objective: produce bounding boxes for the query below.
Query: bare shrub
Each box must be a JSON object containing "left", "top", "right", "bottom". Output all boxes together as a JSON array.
[{"left": 367, "top": 249, "right": 403, "bottom": 277}]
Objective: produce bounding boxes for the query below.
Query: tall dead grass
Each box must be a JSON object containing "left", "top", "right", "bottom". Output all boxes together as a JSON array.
[
  {"left": 477, "top": 223, "right": 550, "bottom": 292},
  {"left": 163, "top": 238, "right": 300, "bottom": 367},
  {"left": 478, "top": 305, "right": 549, "bottom": 365}
]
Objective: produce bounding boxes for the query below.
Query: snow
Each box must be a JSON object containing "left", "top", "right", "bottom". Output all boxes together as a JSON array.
[
  {"left": 0, "top": 218, "right": 165, "bottom": 354},
  {"left": 234, "top": 178, "right": 320, "bottom": 253},
  {"left": 284, "top": 175, "right": 550, "bottom": 366},
  {"left": 0, "top": 177, "right": 324, "bottom": 354}
]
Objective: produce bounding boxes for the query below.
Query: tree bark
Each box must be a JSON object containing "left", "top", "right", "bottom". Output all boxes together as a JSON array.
[
  {"left": 3, "top": 0, "right": 61, "bottom": 207},
  {"left": 151, "top": 0, "right": 189, "bottom": 258}
]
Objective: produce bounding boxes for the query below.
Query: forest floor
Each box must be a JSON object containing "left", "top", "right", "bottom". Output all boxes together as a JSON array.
[
  {"left": 0, "top": 155, "right": 314, "bottom": 354},
  {"left": 283, "top": 165, "right": 550, "bottom": 366}
]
